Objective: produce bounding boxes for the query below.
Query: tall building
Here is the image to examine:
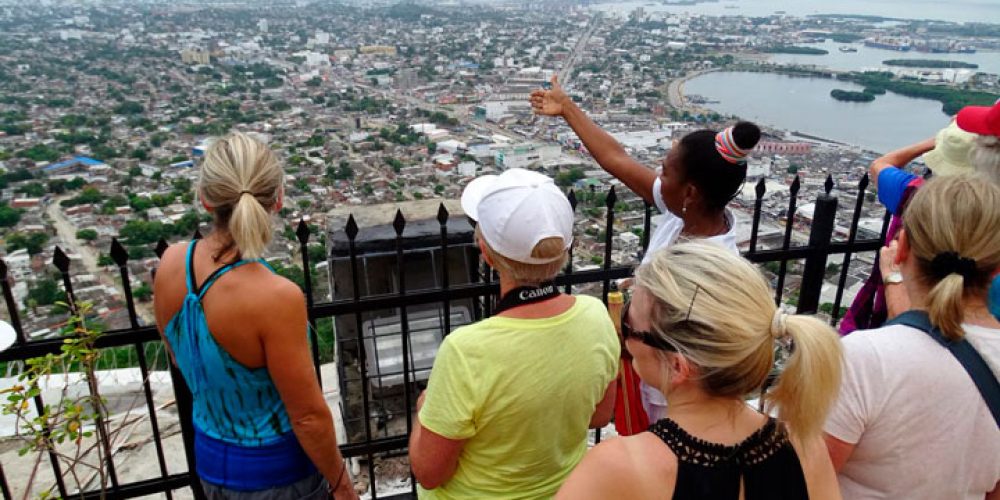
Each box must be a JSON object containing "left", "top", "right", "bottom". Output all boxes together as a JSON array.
[
  {"left": 395, "top": 68, "right": 418, "bottom": 90},
  {"left": 258, "top": 18, "right": 268, "bottom": 33},
  {"left": 494, "top": 142, "right": 562, "bottom": 170},
  {"left": 359, "top": 45, "right": 397, "bottom": 56},
  {"left": 180, "top": 47, "right": 210, "bottom": 65}
]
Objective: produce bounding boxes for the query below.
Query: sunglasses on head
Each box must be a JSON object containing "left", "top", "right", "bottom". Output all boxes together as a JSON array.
[{"left": 621, "top": 300, "right": 677, "bottom": 352}]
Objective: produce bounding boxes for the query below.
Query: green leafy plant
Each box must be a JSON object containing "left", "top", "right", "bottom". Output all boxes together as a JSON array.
[{"left": 1, "top": 301, "right": 122, "bottom": 498}]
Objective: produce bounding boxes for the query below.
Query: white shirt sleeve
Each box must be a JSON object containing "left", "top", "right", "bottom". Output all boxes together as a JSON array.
[
  {"left": 824, "top": 333, "right": 887, "bottom": 444},
  {"left": 652, "top": 171, "right": 668, "bottom": 214}
]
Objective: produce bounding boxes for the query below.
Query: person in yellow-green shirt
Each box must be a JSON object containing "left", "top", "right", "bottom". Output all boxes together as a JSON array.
[{"left": 408, "top": 168, "right": 620, "bottom": 499}]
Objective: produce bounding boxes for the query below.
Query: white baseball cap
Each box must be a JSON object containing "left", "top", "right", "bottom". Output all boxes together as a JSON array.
[
  {"left": 0, "top": 320, "right": 15, "bottom": 352},
  {"left": 461, "top": 168, "right": 574, "bottom": 264}
]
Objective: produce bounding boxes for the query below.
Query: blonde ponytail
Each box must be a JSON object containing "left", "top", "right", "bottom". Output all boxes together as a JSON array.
[
  {"left": 902, "top": 175, "right": 1000, "bottom": 341},
  {"left": 765, "top": 315, "right": 843, "bottom": 439},
  {"left": 926, "top": 274, "right": 966, "bottom": 341},
  {"left": 199, "top": 132, "right": 283, "bottom": 259},
  {"left": 636, "top": 242, "right": 843, "bottom": 440},
  {"left": 229, "top": 192, "right": 273, "bottom": 260}
]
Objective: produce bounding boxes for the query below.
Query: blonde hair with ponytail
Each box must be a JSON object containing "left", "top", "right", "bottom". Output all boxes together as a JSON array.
[
  {"left": 635, "top": 242, "right": 843, "bottom": 439},
  {"left": 903, "top": 174, "right": 1000, "bottom": 340},
  {"left": 199, "top": 132, "right": 283, "bottom": 259}
]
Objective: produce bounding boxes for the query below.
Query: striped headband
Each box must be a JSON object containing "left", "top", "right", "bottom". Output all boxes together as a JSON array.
[{"left": 715, "top": 127, "right": 749, "bottom": 165}]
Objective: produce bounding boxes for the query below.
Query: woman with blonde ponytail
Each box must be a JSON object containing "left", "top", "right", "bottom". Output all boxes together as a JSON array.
[
  {"left": 557, "top": 242, "right": 843, "bottom": 500},
  {"left": 154, "top": 132, "right": 358, "bottom": 499},
  {"left": 825, "top": 174, "right": 1000, "bottom": 500}
]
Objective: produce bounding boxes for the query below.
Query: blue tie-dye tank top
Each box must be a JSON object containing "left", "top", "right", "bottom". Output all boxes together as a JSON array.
[{"left": 164, "top": 240, "right": 294, "bottom": 446}]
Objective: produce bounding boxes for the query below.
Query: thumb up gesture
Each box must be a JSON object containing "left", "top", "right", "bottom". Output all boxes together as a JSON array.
[{"left": 530, "top": 75, "right": 570, "bottom": 117}]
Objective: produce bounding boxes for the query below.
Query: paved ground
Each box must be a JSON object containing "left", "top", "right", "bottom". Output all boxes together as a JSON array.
[
  {"left": 0, "top": 362, "right": 370, "bottom": 498},
  {"left": 45, "top": 197, "right": 155, "bottom": 324},
  {"left": 558, "top": 14, "right": 601, "bottom": 85}
]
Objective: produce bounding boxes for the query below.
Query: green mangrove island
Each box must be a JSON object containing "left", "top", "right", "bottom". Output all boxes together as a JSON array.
[
  {"left": 762, "top": 45, "right": 829, "bottom": 55},
  {"left": 883, "top": 59, "right": 979, "bottom": 69},
  {"left": 830, "top": 89, "right": 877, "bottom": 102}
]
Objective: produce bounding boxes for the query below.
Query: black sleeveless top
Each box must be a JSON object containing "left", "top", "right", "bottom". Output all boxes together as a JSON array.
[{"left": 649, "top": 417, "right": 809, "bottom": 500}]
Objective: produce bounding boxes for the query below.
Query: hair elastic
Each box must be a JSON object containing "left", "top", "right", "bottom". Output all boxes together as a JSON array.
[
  {"left": 930, "top": 251, "right": 977, "bottom": 280},
  {"left": 770, "top": 309, "right": 788, "bottom": 339},
  {"left": 715, "top": 127, "right": 749, "bottom": 165},
  {"left": 240, "top": 190, "right": 254, "bottom": 197}
]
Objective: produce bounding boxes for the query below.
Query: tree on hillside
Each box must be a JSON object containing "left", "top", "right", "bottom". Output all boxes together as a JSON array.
[
  {"left": 0, "top": 205, "right": 21, "bottom": 228},
  {"left": 76, "top": 229, "right": 98, "bottom": 242},
  {"left": 114, "top": 100, "right": 144, "bottom": 115},
  {"left": 6, "top": 232, "right": 49, "bottom": 255},
  {"left": 25, "top": 278, "right": 65, "bottom": 307},
  {"left": 97, "top": 254, "right": 114, "bottom": 267},
  {"left": 555, "top": 167, "right": 585, "bottom": 187},
  {"left": 17, "top": 183, "right": 45, "bottom": 197},
  {"left": 133, "top": 283, "right": 152, "bottom": 302}
]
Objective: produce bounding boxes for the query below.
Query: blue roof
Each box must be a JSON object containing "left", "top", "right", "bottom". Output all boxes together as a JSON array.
[{"left": 43, "top": 156, "right": 105, "bottom": 171}]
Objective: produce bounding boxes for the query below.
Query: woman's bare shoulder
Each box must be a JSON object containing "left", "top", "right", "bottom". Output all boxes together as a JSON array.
[
  {"left": 239, "top": 265, "right": 307, "bottom": 309},
  {"left": 557, "top": 433, "right": 677, "bottom": 499},
  {"left": 157, "top": 241, "right": 191, "bottom": 273}
]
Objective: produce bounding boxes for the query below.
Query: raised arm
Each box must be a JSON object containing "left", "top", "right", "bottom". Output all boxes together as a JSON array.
[
  {"left": 869, "top": 137, "right": 935, "bottom": 190},
  {"left": 262, "top": 281, "right": 358, "bottom": 500},
  {"left": 879, "top": 239, "right": 910, "bottom": 319},
  {"left": 531, "top": 75, "right": 657, "bottom": 204}
]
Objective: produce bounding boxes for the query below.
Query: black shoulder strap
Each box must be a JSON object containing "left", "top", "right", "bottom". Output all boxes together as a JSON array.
[{"left": 886, "top": 310, "right": 1000, "bottom": 428}]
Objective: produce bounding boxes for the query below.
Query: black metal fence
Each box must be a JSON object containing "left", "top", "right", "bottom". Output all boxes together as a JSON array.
[{"left": 0, "top": 173, "right": 887, "bottom": 499}]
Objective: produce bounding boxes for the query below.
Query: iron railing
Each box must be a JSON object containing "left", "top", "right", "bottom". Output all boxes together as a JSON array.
[{"left": 0, "top": 173, "right": 888, "bottom": 499}]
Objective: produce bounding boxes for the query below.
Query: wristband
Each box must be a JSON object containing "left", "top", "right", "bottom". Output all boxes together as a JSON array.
[{"left": 329, "top": 461, "right": 347, "bottom": 497}]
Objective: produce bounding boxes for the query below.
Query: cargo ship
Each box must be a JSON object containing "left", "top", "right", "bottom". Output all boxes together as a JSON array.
[
  {"left": 864, "top": 37, "right": 911, "bottom": 51},
  {"left": 912, "top": 40, "right": 977, "bottom": 54}
]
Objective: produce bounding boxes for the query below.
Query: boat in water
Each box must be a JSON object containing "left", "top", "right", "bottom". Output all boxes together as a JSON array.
[
  {"left": 839, "top": 46, "right": 858, "bottom": 53},
  {"left": 912, "top": 39, "right": 977, "bottom": 54},
  {"left": 864, "top": 37, "right": 911, "bottom": 52}
]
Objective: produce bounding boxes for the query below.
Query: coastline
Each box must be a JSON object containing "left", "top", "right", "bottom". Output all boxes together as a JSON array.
[
  {"left": 667, "top": 67, "right": 720, "bottom": 110},
  {"left": 674, "top": 69, "right": 880, "bottom": 154}
]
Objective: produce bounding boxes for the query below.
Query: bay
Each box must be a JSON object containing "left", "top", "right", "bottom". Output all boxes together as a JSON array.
[
  {"left": 683, "top": 71, "right": 951, "bottom": 153},
  {"left": 590, "top": 0, "right": 1000, "bottom": 25},
  {"left": 766, "top": 40, "right": 1000, "bottom": 76}
]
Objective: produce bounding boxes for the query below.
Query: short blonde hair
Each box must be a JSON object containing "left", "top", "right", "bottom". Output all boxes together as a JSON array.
[
  {"left": 475, "top": 226, "right": 567, "bottom": 284},
  {"left": 903, "top": 174, "right": 1000, "bottom": 340},
  {"left": 970, "top": 135, "right": 1000, "bottom": 185},
  {"left": 199, "top": 132, "right": 283, "bottom": 259},
  {"left": 635, "top": 242, "right": 843, "bottom": 439}
]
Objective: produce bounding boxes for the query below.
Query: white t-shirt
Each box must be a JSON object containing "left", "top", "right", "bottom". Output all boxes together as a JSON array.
[
  {"left": 641, "top": 176, "right": 738, "bottom": 265},
  {"left": 825, "top": 323, "right": 1000, "bottom": 500},
  {"left": 639, "top": 177, "right": 740, "bottom": 419}
]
